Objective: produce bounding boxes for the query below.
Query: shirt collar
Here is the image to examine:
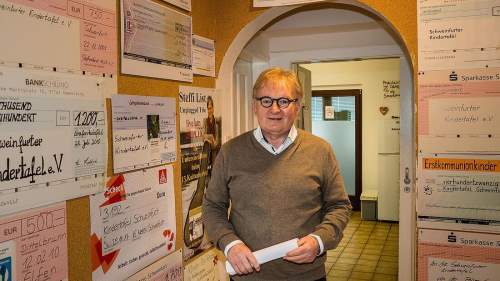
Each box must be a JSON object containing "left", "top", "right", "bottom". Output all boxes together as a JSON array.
[{"left": 253, "top": 125, "right": 298, "bottom": 155}]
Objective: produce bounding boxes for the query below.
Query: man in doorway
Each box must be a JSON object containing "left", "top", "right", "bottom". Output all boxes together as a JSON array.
[{"left": 203, "top": 67, "right": 352, "bottom": 281}]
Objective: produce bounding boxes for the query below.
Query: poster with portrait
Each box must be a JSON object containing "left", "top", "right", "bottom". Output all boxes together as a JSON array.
[
  {"left": 90, "top": 165, "right": 176, "bottom": 281},
  {"left": 111, "top": 94, "right": 176, "bottom": 173},
  {"left": 179, "top": 86, "right": 221, "bottom": 260}
]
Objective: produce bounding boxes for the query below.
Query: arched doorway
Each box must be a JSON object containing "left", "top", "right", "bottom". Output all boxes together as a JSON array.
[{"left": 215, "top": 2, "right": 416, "bottom": 280}]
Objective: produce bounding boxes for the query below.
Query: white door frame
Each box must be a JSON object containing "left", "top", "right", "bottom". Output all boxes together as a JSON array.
[{"left": 216, "top": 2, "right": 416, "bottom": 280}]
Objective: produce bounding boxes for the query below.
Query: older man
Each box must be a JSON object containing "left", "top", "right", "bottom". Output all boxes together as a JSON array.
[{"left": 203, "top": 67, "right": 352, "bottom": 281}]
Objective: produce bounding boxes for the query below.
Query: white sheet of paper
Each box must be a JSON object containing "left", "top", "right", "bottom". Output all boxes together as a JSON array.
[
  {"left": 418, "top": 68, "right": 500, "bottom": 154},
  {"left": 225, "top": 238, "right": 299, "bottom": 275},
  {"left": 0, "top": 0, "right": 117, "bottom": 74},
  {"left": 111, "top": 94, "right": 177, "bottom": 173},
  {"left": 121, "top": 0, "right": 192, "bottom": 82},
  {"left": 418, "top": 0, "right": 500, "bottom": 70},
  {"left": 417, "top": 154, "right": 500, "bottom": 221},
  {"left": 192, "top": 35, "right": 215, "bottom": 77},
  {"left": 418, "top": 228, "right": 500, "bottom": 281},
  {"left": 126, "top": 250, "right": 183, "bottom": 281},
  {"left": 0, "top": 65, "right": 106, "bottom": 216},
  {"left": 161, "top": 0, "right": 191, "bottom": 11},
  {"left": 90, "top": 165, "right": 176, "bottom": 281}
]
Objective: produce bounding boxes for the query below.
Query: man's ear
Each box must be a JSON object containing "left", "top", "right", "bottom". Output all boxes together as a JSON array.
[{"left": 252, "top": 98, "right": 258, "bottom": 113}]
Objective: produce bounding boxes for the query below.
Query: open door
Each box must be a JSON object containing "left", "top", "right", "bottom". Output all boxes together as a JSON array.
[
  {"left": 232, "top": 58, "right": 254, "bottom": 136},
  {"left": 293, "top": 64, "right": 312, "bottom": 132}
]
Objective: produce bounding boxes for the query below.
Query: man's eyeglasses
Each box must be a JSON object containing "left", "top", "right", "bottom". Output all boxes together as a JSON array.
[{"left": 254, "top": 96, "right": 298, "bottom": 109}]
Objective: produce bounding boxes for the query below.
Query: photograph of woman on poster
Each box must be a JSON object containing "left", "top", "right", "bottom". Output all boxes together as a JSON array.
[{"left": 203, "top": 96, "right": 221, "bottom": 168}]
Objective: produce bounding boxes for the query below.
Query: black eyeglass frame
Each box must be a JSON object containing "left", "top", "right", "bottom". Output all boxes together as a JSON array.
[{"left": 254, "top": 96, "right": 299, "bottom": 109}]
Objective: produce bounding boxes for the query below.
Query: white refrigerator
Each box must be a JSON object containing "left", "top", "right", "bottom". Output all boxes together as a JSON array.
[{"left": 377, "top": 118, "right": 400, "bottom": 221}]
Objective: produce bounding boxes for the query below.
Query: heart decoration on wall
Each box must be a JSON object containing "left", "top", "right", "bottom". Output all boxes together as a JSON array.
[{"left": 379, "top": 106, "right": 389, "bottom": 116}]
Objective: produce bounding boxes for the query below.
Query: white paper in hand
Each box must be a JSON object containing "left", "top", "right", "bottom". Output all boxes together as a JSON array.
[{"left": 225, "top": 238, "right": 299, "bottom": 275}]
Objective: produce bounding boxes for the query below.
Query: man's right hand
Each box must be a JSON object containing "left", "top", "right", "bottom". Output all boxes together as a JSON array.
[{"left": 227, "top": 243, "right": 260, "bottom": 275}]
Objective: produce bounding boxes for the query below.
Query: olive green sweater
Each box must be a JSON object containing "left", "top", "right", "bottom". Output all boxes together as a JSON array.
[{"left": 203, "top": 130, "right": 352, "bottom": 281}]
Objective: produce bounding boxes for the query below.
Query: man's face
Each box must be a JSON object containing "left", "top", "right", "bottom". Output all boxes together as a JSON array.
[
  {"left": 253, "top": 82, "right": 301, "bottom": 140},
  {"left": 207, "top": 102, "right": 214, "bottom": 118}
]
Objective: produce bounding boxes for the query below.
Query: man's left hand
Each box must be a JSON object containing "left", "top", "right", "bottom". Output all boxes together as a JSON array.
[{"left": 283, "top": 236, "right": 319, "bottom": 264}]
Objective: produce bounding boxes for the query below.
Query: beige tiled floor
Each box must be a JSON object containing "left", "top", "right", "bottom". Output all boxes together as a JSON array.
[{"left": 326, "top": 212, "right": 399, "bottom": 281}]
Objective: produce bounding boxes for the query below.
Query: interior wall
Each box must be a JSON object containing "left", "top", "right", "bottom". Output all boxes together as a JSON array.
[
  {"left": 67, "top": 1, "right": 217, "bottom": 280},
  {"left": 301, "top": 58, "right": 400, "bottom": 195},
  {"left": 214, "top": 0, "right": 416, "bottom": 142}
]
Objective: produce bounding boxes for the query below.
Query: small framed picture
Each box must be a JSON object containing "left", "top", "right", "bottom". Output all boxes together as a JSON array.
[{"left": 324, "top": 105, "right": 335, "bottom": 120}]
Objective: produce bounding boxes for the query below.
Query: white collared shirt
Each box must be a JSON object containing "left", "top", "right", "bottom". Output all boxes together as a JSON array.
[
  {"left": 223, "top": 125, "right": 325, "bottom": 257},
  {"left": 253, "top": 125, "right": 297, "bottom": 155}
]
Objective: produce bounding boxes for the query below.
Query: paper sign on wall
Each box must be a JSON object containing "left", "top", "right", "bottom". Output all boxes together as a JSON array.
[
  {"left": 161, "top": 0, "right": 191, "bottom": 11},
  {"left": 0, "top": 0, "right": 117, "bottom": 74},
  {"left": 418, "top": 68, "right": 500, "bottom": 154},
  {"left": 121, "top": 0, "right": 192, "bottom": 82},
  {"left": 418, "top": 228, "right": 500, "bottom": 281},
  {"left": 126, "top": 250, "right": 183, "bottom": 281},
  {"left": 192, "top": 35, "right": 216, "bottom": 77},
  {"left": 418, "top": 154, "right": 500, "bottom": 221},
  {"left": 0, "top": 65, "right": 106, "bottom": 216},
  {"left": 90, "top": 165, "right": 176, "bottom": 281},
  {"left": 0, "top": 202, "right": 68, "bottom": 281},
  {"left": 112, "top": 94, "right": 176, "bottom": 174},
  {"left": 418, "top": 0, "right": 500, "bottom": 71},
  {"left": 184, "top": 249, "right": 227, "bottom": 281}
]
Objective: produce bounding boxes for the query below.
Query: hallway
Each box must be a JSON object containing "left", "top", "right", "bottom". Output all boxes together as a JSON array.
[{"left": 326, "top": 212, "right": 399, "bottom": 281}]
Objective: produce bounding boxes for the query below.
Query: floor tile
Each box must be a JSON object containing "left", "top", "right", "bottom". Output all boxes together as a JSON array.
[
  {"left": 328, "top": 269, "right": 351, "bottom": 278},
  {"left": 362, "top": 248, "right": 382, "bottom": 255},
  {"left": 343, "top": 247, "right": 363, "bottom": 254},
  {"left": 325, "top": 262, "right": 334, "bottom": 272},
  {"left": 366, "top": 239, "right": 386, "bottom": 245},
  {"left": 340, "top": 252, "right": 361, "bottom": 259},
  {"left": 378, "top": 261, "right": 398, "bottom": 269},
  {"left": 373, "top": 273, "right": 398, "bottom": 281},
  {"left": 380, "top": 255, "right": 398, "bottom": 262},
  {"left": 356, "top": 259, "right": 378, "bottom": 266},
  {"left": 382, "top": 250, "right": 399, "bottom": 257},
  {"left": 333, "top": 262, "right": 356, "bottom": 271},
  {"left": 364, "top": 244, "right": 384, "bottom": 250},
  {"left": 375, "top": 266, "right": 398, "bottom": 275},
  {"left": 333, "top": 212, "right": 399, "bottom": 278},
  {"left": 353, "top": 263, "right": 377, "bottom": 273},
  {"left": 328, "top": 251, "right": 341, "bottom": 257},
  {"left": 338, "top": 257, "right": 358, "bottom": 265},
  {"left": 326, "top": 256, "right": 338, "bottom": 263},
  {"left": 359, "top": 254, "right": 380, "bottom": 261},
  {"left": 327, "top": 277, "right": 348, "bottom": 281},
  {"left": 345, "top": 244, "right": 364, "bottom": 250},
  {"left": 349, "top": 271, "right": 373, "bottom": 280}
]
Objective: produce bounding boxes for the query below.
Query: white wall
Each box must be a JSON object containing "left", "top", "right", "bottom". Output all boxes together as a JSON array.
[{"left": 301, "top": 58, "right": 401, "bottom": 195}]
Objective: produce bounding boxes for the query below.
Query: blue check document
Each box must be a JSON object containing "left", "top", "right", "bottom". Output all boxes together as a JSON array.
[{"left": 0, "top": 65, "right": 106, "bottom": 216}]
